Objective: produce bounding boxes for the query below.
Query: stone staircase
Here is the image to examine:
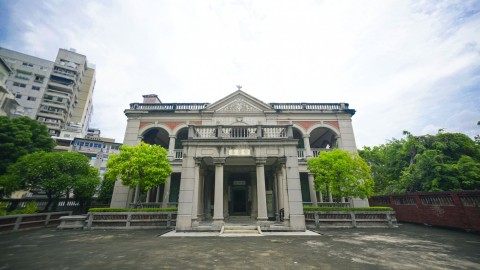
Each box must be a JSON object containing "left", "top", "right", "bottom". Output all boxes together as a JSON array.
[{"left": 220, "top": 225, "right": 262, "bottom": 237}]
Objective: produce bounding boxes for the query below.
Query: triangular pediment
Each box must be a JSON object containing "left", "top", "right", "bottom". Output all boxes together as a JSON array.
[{"left": 205, "top": 90, "right": 274, "bottom": 113}]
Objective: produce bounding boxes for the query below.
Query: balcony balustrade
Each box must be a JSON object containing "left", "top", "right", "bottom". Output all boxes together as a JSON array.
[{"left": 188, "top": 125, "right": 293, "bottom": 140}]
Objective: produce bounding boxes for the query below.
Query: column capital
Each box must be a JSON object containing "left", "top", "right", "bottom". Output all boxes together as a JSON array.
[
  {"left": 169, "top": 134, "right": 177, "bottom": 139},
  {"left": 255, "top": 157, "right": 267, "bottom": 165},
  {"left": 302, "top": 134, "right": 310, "bottom": 138},
  {"left": 194, "top": 157, "right": 202, "bottom": 166},
  {"left": 213, "top": 157, "right": 225, "bottom": 165},
  {"left": 278, "top": 157, "right": 287, "bottom": 166}
]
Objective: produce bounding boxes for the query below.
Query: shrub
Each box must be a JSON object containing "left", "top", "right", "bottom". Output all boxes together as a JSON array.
[
  {"left": 0, "top": 202, "right": 7, "bottom": 216},
  {"left": 304, "top": 206, "right": 393, "bottom": 212},
  {"left": 7, "top": 201, "right": 38, "bottom": 215},
  {"left": 88, "top": 207, "right": 177, "bottom": 213}
]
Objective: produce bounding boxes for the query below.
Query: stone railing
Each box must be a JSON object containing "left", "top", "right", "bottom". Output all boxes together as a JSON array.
[
  {"left": 189, "top": 125, "right": 293, "bottom": 139},
  {"left": 129, "top": 103, "right": 209, "bottom": 111},
  {"left": 304, "top": 211, "right": 397, "bottom": 229},
  {"left": 85, "top": 212, "right": 177, "bottom": 229},
  {"left": 270, "top": 103, "right": 356, "bottom": 115},
  {"left": 0, "top": 212, "right": 72, "bottom": 233}
]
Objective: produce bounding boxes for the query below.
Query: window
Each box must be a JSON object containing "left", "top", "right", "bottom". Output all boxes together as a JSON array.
[
  {"left": 32, "top": 86, "right": 41, "bottom": 91},
  {"left": 27, "top": 96, "right": 36, "bottom": 101},
  {"left": 34, "top": 75, "right": 44, "bottom": 83},
  {"left": 13, "top": 82, "right": 27, "bottom": 88},
  {"left": 15, "top": 94, "right": 22, "bottom": 99},
  {"left": 22, "top": 62, "right": 34, "bottom": 67}
]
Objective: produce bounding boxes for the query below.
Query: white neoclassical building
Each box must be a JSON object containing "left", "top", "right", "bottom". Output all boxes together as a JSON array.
[{"left": 110, "top": 89, "right": 365, "bottom": 231}]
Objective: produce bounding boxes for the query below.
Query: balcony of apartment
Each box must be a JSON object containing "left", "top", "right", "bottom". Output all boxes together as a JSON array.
[
  {"left": 48, "top": 75, "right": 75, "bottom": 94},
  {"left": 52, "top": 66, "right": 78, "bottom": 80},
  {"left": 40, "top": 100, "right": 68, "bottom": 111},
  {"left": 37, "top": 106, "right": 67, "bottom": 121},
  {"left": 37, "top": 118, "right": 62, "bottom": 130}
]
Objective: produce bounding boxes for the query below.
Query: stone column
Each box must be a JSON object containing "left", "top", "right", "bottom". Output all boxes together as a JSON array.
[
  {"left": 303, "top": 134, "right": 312, "bottom": 158},
  {"left": 276, "top": 167, "right": 284, "bottom": 219},
  {"left": 308, "top": 173, "right": 318, "bottom": 206},
  {"left": 198, "top": 171, "right": 205, "bottom": 220},
  {"left": 279, "top": 158, "right": 290, "bottom": 224},
  {"left": 162, "top": 176, "right": 171, "bottom": 208},
  {"left": 168, "top": 135, "right": 176, "bottom": 159},
  {"left": 145, "top": 189, "right": 150, "bottom": 203},
  {"left": 256, "top": 158, "right": 268, "bottom": 225},
  {"left": 155, "top": 185, "right": 160, "bottom": 203},
  {"left": 213, "top": 158, "right": 225, "bottom": 228},
  {"left": 191, "top": 158, "right": 201, "bottom": 226}
]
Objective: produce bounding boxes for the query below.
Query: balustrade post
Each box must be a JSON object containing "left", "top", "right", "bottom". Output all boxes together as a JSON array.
[
  {"left": 287, "top": 125, "right": 293, "bottom": 138},
  {"left": 188, "top": 125, "right": 194, "bottom": 139},
  {"left": 256, "top": 125, "right": 262, "bottom": 138}
]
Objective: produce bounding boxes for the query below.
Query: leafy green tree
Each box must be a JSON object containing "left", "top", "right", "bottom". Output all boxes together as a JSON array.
[
  {"left": 105, "top": 142, "right": 172, "bottom": 203},
  {"left": 0, "top": 116, "right": 55, "bottom": 176},
  {"left": 97, "top": 175, "right": 116, "bottom": 205},
  {"left": 0, "top": 152, "right": 99, "bottom": 211},
  {"left": 73, "top": 167, "right": 101, "bottom": 212},
  {"left": 307, "top": 149, "right": 374, "bottom": 201},
  {"left": 360, "top": 131, "right": 480, "bottom": 194}
]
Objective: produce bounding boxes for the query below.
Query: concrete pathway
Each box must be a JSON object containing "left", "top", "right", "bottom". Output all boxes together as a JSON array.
[{"left": 0, "top": 223, "right": 479, "bottom": 269}]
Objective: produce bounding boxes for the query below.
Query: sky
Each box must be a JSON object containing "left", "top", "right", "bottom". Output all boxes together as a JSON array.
[{"left": 0, "top": 0, "right": 479, "bottom": 147}]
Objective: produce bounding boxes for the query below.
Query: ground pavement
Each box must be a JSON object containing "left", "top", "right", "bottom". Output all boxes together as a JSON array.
[{"left": 0, "top": 223, "right": 479, "bottom": 269}]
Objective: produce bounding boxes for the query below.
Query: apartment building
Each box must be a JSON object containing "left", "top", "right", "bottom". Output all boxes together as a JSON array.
[{"left": 0, "top": 47, "right": 96, "bottom": 136}]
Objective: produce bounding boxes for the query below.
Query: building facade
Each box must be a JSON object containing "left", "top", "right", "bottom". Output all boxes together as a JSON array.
[
  {"left": 0, "top": 47, "right": 96, "bottom": 137},
  {"left": 0, "top": 57, "right": 22, "bottom": 118},
  {"left": 111, "top": 90, "right": 364, "bottom": 231}
]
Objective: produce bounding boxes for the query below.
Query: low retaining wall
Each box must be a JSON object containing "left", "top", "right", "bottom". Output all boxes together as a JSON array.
[
  {"left": 0, "top": 212, "right": 72, "bottom": 233},
  {"left": 86, "top": 212, "right": 177, "bottom": 229},
  {"left": 304, "top": 211, "right": 397, "bottom": 229},
  {"left": 369, "top": 191, "right": 480, "bottom": 232}
]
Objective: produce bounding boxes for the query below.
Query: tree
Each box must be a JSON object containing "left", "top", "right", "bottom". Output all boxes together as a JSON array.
[
  {"left": 0, "top": 151, "right": 99, "bottom": 211},
  {"left": 0, "top": 116, "right": 55, "bottom": 176},
  {"left": 360, "top": 131, "right": 480, "bottom": 194},
  {"left": 105, "top": 142, "right": 172, "bottom": 203},
  {"left": 73, "top": 167, "right": 101, "bottom": 212},
  {"left": 307, "top": 149, "right": 374, "bottom": 201}
]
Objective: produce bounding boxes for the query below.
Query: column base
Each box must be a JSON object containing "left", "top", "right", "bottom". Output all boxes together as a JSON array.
[
  {"left": 212, "top": 218, "right": 224, "bottom": 229},
  {"left": 256, "top": 218, "right": 270, "bottom": 227}
]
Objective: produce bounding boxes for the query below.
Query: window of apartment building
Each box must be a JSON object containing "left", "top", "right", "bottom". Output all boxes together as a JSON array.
[
  {"left": 34, "top": 74, "right": 45, "bottom": 83},
  {"left": 15, "top": 94, "right": 22, "bottom": 99},
  {"left": 31, "top": 86, "right": 41, "bottom": 91},
  {"left": 22, "top": 62, "right": 34, "bottom": 67},
  {"left": 13, "top": 82, "right": 26, "bottom": 88},
  {"left": 27, "top": 96, "right": 36, "bottom": 101}
]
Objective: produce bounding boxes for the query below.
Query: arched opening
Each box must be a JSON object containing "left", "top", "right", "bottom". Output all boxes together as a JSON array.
[
  {"left": 309, "top": 127, "right": 337, "bottom": 157},
  {"left": 293, "top": 127, "right": 305, "bottom": 159},
  {"left": 142, "top": 128, "right": 169, "bottom": 148},
  {"left": 175, "top": 127, "right": 189, "bottom": 150}
]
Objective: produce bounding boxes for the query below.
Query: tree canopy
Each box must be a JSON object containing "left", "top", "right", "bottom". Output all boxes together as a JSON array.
[
  {"left": 359, "top": 132, "right": 480, "bottom": 194},
  {"left": 0, "top": 151, "right": 100, "bottom": 210},
  {"left": 105, "top": 142, "right": 172, "bottom": 191},
  {"left": 0, "top": 116, "right": 55, "bottom": 175},
  {"left": 307, "top": 149, "right": 374, "bottom": 200}
]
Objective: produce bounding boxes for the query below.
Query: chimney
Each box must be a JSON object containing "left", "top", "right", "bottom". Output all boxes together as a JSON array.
[{"left": 142, "top": 94, "right": 161, "bottom": 104}]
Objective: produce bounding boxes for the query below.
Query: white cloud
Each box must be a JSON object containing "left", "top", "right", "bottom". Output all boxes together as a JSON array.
[{"left": 1, "top": 0, "right": 479, "bottom": 146}]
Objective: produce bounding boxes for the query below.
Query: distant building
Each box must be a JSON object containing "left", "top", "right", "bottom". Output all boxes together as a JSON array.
[
  {"left": 0, "top": 47, "right": 96, "bottom": 137},
  {"left": 0, "top": 57, "right": 22, "bottom": 118},
  {"left": 111, "top": 90, "right": 364, "bottom": 232}
]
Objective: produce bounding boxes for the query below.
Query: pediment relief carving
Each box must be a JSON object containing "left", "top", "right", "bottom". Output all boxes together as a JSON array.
[{"left": 216, "top": 98, "right": 263, "bottom": 113}]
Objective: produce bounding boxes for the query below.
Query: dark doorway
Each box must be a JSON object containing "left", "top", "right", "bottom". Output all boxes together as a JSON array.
[{"left": 232, "top": 187, "right": 248, "bottom": 214}]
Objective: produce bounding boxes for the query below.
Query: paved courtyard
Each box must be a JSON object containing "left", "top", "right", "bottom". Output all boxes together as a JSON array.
[{"left": 0, "top": 223, "right": 479, "bottom": 269}]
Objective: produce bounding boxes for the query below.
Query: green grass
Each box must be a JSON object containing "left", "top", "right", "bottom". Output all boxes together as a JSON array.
[
  {"left": 304, "top": 206, "right": 393, "bottom": 212},
  {"left": 88, "top": 207, "right": 177, "bottom": 212}
]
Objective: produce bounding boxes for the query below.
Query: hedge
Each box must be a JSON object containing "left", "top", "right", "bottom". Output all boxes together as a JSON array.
[
  {"left": 88, "top": 208, "right": 177, "bottom": 213},
  {"left": 304, "top": 206, "right": 393, "bottom": 212}
]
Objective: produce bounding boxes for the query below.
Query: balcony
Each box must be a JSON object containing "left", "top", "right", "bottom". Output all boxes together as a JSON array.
[
  {"left": 297, "top": 148, "right": 332, "bottom": 159},
  {"left": 188, "top": 125, "right": 293, "bottom": 140}
]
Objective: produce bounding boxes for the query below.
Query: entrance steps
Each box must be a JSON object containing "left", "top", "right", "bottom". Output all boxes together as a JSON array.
[{"left": 220, "top": 225, "right": 262, "bottom": 237}]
